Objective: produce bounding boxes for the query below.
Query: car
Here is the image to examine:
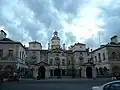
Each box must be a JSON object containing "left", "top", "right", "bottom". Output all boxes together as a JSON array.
[{"left": 91, "top": 80, "right": 120, "bottom": 90}]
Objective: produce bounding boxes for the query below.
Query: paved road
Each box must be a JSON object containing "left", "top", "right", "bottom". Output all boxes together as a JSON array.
[{"left": 0, "top": 79, "right": 112, "bottom": 90}]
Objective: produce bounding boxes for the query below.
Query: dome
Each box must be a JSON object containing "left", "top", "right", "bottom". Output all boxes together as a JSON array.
[
  {"left": 51, "top": 36, "right": 60, "bottom": 40},
  {"left": 51, "top": 30, "right": 60, "bottom": 40}
]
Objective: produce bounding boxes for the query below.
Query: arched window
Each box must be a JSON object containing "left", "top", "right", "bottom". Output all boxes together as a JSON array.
[
  {"left": 103, "top": 67, "right": 107, "bottom": 72},
  {"left": 49, "top": 59, "right": 53, "bottom": 65},
  {"left": 79, "top": 56, "right": 83, "bottom": 61},
  {"left": 55, "top": 57, "right": 60, "bottom": 65},
  {"left": 62, "top": 59, "right": 65, "bottom": 66}
]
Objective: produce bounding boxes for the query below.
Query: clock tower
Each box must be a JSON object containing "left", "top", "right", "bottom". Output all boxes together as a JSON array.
[{"left": 51, "top": 30, "right": 60, "bottom": 49}]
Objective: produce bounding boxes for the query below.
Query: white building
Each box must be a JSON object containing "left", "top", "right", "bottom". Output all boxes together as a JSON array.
[{"left": 92, "top": 35, "right": 120, "bottom": 77}]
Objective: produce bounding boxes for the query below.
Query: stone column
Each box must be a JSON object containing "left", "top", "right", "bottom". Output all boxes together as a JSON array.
[
  {"left": 33, "top": 67, "right": 37, "bottom": 79},
  {"left": 92, "top": 67, "right": 96, "bottom": 78},
  {"left": 81, "top": 67, "right": 86, "bottom": 78}
]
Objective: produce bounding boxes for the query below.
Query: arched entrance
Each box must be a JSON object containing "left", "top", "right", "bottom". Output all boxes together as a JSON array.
[
  {"left": 4, "top": 65, "right": 14, "bottom": 78},
  {"left": 112, "top": 66, "right": 120, "bottom": 73},
  {"left": 62, "top": 69, "right": 65, "bottom": 76},
  {"left": 38, "top": 66, "right": 46, "bottom": 79},
  {"left": 86, "top": 67, "right": 92, "bottom": 78},
  {"left": 54, "top": 68, "right": 61, "bottom": 78}
]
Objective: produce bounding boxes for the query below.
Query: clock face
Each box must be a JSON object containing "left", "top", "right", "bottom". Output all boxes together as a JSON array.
[{"left": 52, "top": 40, "right": 60, "bottom": 45}]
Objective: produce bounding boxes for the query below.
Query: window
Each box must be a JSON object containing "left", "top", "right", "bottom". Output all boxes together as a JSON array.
[
  {"left": 49, "top": 59, "right": 53, "bottom": 65},
  {"left": 111, "top": 52, "right": 116, "bottom": 59},
  {"left": 79, "top": 56, "right": 83, "bottom": 61},
  {"left": 20, "top": 51, "right": 21, "bottom": 58},
  {"left": 62, "top": 59, "right": 65, "bottom": 66},
  {"left": 103, "top": 53, "right": 105, "bottom": 60},
  {"left": 22, "top": 51, "right": 24, "bottom": 59},
  {"left": 80, "top": 46, "right": 82, "bottom": 48},
  {"left": 95, "top": 56, "right": 97, "bottom": 62},
  {"left": 8, "top": 50, "right": 13, "bottom": 56},
  {"left": 55, "top": 57, "right": 60, "bottom": 65},
  {"left": 56, "top": 53, "right": 59, "bottom": 56},
  {"left": 62, "top": 53, "right": 64, "bottom": 56},
  {"left": 80, "top": 52, "right": 83, "bottom": 55},
  {"left": 68, "top": 60, "right": 70, "bottom": 65},
  {"left": 0, "top": 49, "right": 3, "bottom": 57},
  {"left": 98, "top": 53, "right": 101, "bottom": 62}
]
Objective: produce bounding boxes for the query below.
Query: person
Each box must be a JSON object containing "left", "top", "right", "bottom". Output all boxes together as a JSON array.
[{"left": 112, "top": 73, "right": 116, "bottom": 80}]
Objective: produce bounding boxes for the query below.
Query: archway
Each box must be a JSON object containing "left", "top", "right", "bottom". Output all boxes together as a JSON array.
[
  {"left": 4, "top": 65, "right": 14, "bottom": 72},
  {"left": 62, "top": 69, "right": 65, "bottom": 76},
  {"left": 4, "top": 65, "right": 14, "bottom": 78},
  {"left": 86, "top": 67, "right": 92, "bottom": 78},
  {"left": 99, "top": 67, "right": 103, "bottom": 75},
  {"left": 38, "top": 66, "right": 46, "bottom": 79},
  {"left": 54, "top": 68, "right": 61, "bottom": 77},
  {"left": 112, "top": 66, "right": 120, "bottom": 73}
]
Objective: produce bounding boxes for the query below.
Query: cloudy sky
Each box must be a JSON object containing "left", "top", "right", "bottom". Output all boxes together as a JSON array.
[{"left": 0, "top": 0, "right": 120, "bottom": 49}]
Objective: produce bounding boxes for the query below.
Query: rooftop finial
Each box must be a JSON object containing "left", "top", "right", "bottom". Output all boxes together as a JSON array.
[{"left": 54, "top": 28, "right": 58, "bottom": 36}]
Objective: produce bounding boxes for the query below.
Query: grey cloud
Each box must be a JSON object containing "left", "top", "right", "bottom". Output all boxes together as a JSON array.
[
  {"left": 84, "top": 36, "right": 98, "bottom": 49},
  {"left": 52, "top": 0, "right": 87, "bottom": 15},
  {"left": 22, "top": 0, "right": 63, "bottom": 40},
  {"left": 0, "top": 0, "right": 98, "bottom": 49},
  {"left": 99, "top": 1, "right": 120, "bottom": 42},
  {"left": 65, "top": 32, "right": 76, "bottom": 44}
]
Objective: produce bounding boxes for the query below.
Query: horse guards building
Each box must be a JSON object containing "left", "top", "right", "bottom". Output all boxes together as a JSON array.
[{"left": 0, "top": 29, "right": 120, "bottom": 79}]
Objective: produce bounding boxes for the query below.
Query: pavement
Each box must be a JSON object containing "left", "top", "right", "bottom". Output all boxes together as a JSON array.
[{"left": 0, "top": 78, "right": 112, "bottom": 90}]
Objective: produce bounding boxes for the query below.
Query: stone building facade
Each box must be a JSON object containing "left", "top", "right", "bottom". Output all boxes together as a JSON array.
[
  {"left": 26, "top": 31, "right": 96, "bottom": 79},
  {"left": 0, "top": 30, "right": 28, "bottom": 77},
  {"left": 0, "top": 30, "right": 97, "bottom": 79},
  {"left": 92, "top": 35, "right": 120, "bottom": 77}
]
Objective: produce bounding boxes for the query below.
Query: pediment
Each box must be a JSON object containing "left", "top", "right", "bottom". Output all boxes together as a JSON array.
[{"left": 34, "top": 61, "right": 49, "bottom": 66}]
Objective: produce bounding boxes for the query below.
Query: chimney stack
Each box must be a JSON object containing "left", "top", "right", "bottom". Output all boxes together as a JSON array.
[
  {"left": 63, "top": 43, "right": 65, "bottom": 50},
  {"left": 111, "top": 35, "right": 118, "bottom": 44},
  {"left": 48, "top": 43, "right": 50, "bottom": 50},
  {"left": 0, "top": 30, "right": 7, "bottom": 40}
]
